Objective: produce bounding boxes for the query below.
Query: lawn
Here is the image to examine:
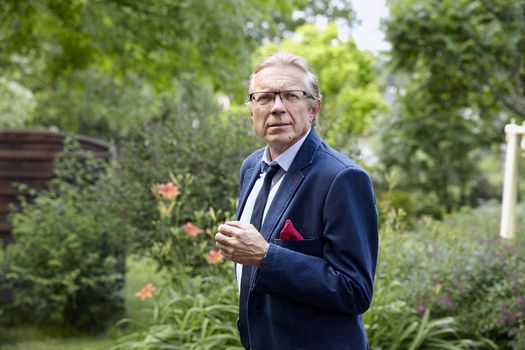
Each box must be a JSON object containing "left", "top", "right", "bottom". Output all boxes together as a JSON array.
[{"left": 0, "top": 256, "right": 164, "bottom": 350}]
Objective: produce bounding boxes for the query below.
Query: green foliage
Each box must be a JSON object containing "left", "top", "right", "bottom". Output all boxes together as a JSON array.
[
  {"left": 380, "top": 0, "right": 525, "bottom": 214},
  {"left": 409, "top": 204, "right": 525, "bottom": 349},
  {"left": 147, "top": 172, "right": 235, "bottom": 275},
  {"left": 385, "top": 0, "right": 525, "bottom": 119},
  {"left": 365, "top": 206, "right": 497, "bottom": 349},
  {"left": 0, "top": 0, "right": 357, "bottom": 138},
  {"left": 0, "top": 139, "right": 125, "bottom": 332},
  {"left": 256, "top": 22, "right": 386, "bottom": 152},
  {"left": 0, "top": 77, "right": 35, "bottom": 128},
  {"left": 367, "top": 201, "right": 525, "bottom": 349},
  {"left": 112, "top": 150, "right": 242, "bottom": 348},
  {"left": 0, "top": 327, "right": 115, "bottom": 350},
  {"left": 377, "top": 101, "right": 490, "bottom": 214},
  {"left": 113, "top": 274, "right": 241, "bottom": 350},
  {"left": 32, "top": 68, "right": 160, "bottom": 139},
  {"left": 105, "top": 83, "right": 261, "bottom": 254}
]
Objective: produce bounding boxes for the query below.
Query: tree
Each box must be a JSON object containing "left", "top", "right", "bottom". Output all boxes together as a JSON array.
[
  {"left": 0, "top": 0, "right": 357, "bottom": 138},
  {"left": 256, "top": 22, "right": 386, "bottom": 153},
  {"left": 385, "top": 0, "right": 525, "bottom": 121},
  {"left": 379, "top": 0, "right": 525, "bottom": 213}
]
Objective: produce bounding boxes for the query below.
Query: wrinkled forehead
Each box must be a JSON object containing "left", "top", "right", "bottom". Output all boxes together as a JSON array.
[{"left": 252, "top": 64, "right": 307, "bottom": 91}]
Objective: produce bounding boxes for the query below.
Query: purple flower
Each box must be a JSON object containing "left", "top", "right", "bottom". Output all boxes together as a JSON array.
[
  {"left": 417, "top": 305, "right": 426, "bottom": 316},
  {"left": 438, "top": 295, "right": 455, "bottom": 309},
  {"left": 516, "top": 296, "right": 524, "bottom": 307},
  {"left": 499, "top": 307, "right": 517, "bottom": 324}
]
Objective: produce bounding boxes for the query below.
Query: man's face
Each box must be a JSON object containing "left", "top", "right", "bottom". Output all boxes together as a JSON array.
[{"left": 250, "top": 64, "right": 320, "bottom": 159}]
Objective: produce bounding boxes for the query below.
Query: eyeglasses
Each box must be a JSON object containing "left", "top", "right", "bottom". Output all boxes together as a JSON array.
[{"left": 249, "top": 90, "right": 315, "bottom": 107}]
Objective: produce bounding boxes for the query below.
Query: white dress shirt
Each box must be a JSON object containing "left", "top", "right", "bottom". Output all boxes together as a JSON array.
[{"left": 236, "top": 129, "right": 311, "bottom": 290}]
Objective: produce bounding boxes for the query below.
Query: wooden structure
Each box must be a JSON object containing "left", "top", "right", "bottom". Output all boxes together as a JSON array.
[
  {"left": 500, "top": 121, "right": 525, "bottom": 239},
  {"left": 0, "top": 129, "right": 111, "bottom": 244}
]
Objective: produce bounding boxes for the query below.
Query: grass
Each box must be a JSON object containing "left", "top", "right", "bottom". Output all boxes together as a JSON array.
[
  {"left": 0, "top": 255, "right": 165, "bottom": 350},
  {"left": 0, "top": 327, "right": 114, "bottom": 350}
]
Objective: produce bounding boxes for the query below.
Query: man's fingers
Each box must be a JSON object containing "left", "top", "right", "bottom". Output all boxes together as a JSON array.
[
  {"left": 224, "top": 221, "right": 245, "bottom": 228},
  {"left": 216, "top": 242, "right": 229, "bottom": 256},
  {"left": 215, "top": 234, "right": 235, "bottom": 260},
  {"left": 218, "top": 223, "right": 238, "bottom": 237},
  {"left": 215, "top": 232, "right": 240, "bottom": 252},
  {"left": 215, "top": 231, "right": 232, "bottom": 245}
]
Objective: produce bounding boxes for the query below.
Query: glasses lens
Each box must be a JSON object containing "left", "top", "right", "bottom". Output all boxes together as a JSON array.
[
  {"left": 282, "top": 91, "right": 302, "bottom": 104},
  {"left": 252, "top": 92, "right": 275, "bottom": 106}
]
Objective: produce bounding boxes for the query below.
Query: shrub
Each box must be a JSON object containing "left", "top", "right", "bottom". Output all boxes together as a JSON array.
[
  {"left": 147, "top": 173, "right": 235, "bottom": 277},
  {"left": 114, "top": 169, "right": 240, "bottom": 349},
  {"left": 365, "top": 207, "right": 497, "bottom": 349},
  {"left": 114, "top": 273, "right": 241, "bottom": 350},
  {"left": 372, "top": 201, "right": 525, "bottom": 349},
  {"left": 105, "top": 84, "right": 261, "bottom": 255},
  {"left": 0, "top": 139, "right": 126, "bottom": 332}
]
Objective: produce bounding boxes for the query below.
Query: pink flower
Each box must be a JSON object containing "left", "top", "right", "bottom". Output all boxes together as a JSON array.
[
  {"left": 206, "top": 250, "right": 224, "bottom": 264},
  {"left": 157, "top": 182, "right": 181, "bottom": 200},
  {"left": 183, "top": 222, "right": 204, "bottom": 237},
  {"left": 135, "top": 283, "right": 155, "bottom": 301}
]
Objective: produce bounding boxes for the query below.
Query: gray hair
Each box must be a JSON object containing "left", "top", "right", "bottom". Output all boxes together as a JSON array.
[{"left": 247, "top": 52, "right": 323, "bottom": 107}]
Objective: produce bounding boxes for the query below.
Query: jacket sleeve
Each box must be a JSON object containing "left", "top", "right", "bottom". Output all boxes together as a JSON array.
[{"left": 252, "top": 167, "right": 378, "bottom": 315}]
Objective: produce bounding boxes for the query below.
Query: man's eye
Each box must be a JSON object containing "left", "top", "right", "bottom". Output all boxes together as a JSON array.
[
  {"left": 257, "top": 94, "right": 274, "bottom": 104},
  {"left": 283, "top": 92, "right": 300, "bottom": 101}
]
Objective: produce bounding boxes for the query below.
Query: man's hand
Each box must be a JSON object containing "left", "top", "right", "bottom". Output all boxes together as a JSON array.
[{"left": 215, "top": 221, "right": 269, "bottom": 266}]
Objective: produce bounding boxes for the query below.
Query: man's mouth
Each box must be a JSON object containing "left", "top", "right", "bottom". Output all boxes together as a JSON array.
[{"left": 268, "top": 123, "right": 290, "bottom": 128}]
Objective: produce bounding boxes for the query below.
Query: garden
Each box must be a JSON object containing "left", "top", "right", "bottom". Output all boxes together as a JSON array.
[{"left": 1, "top": 0, "right": 525, "bottom": 349}]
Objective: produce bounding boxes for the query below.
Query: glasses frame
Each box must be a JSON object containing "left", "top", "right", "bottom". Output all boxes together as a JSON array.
[{"left": 248, "top": 90, "right": 315, "bottom": 107}]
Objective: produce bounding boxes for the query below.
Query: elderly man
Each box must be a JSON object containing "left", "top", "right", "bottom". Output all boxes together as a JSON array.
[{"left": 215, "top": 52, "right": 378, "bottom": 350}]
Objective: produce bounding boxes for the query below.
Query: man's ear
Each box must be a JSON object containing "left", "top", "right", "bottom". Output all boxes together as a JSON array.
[{"left": 310, "top": 100, "right": 321, "bottom": 119}]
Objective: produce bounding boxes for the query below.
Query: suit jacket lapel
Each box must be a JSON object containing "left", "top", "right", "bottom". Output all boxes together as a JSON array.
[
  {"left": 260, "top": 170, "right": 303, "bottom": 240},
  {"left": 260, "top": 129, "right": 322, "bottom": 240}
]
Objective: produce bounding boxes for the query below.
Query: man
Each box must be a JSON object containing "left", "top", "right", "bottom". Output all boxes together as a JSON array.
[{"left": 215, "top": 52, "right": 378, "bottom": 350}]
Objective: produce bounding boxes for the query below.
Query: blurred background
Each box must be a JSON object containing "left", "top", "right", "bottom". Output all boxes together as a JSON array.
[{"left": 0, "top": 0, "right": 524, "bottom": 349}]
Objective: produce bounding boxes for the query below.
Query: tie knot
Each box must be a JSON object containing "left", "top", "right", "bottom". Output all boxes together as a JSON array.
[{"left": 265, "top": 164, "right": 281, "bottom": 180}]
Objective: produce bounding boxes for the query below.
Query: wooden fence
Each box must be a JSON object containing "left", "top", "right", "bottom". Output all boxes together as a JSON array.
[{"left": 0, "top": 129, "right": 111, "bottom": 244}]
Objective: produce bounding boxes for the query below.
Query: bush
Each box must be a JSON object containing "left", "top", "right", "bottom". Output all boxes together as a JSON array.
[
  {"left": 114, "top": 273, "right": 241, "bottom": 350},
  {"left": 0, "top": 139, "right": 126, "bottom": 332},
  {"left": 410, "top": 204, "right": 525, "bottom": 349},
  {"left": 366, "top": 201, "right": 525, "bottom": 349},
  {"left": 365, "top": 207, "right": 497, "bottom": 349},
  {"left": 114, "top": 181, "right": 240, "bottom": 349},
  {"left": 148, "top": 172, "right": 235, "bottom": 276},
  {"left": 105, "top": 83, "right": 261, "bottom": 255}
]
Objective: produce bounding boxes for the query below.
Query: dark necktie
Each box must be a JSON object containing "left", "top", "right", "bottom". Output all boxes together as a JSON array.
[{"left": 250, "top": 163, "right": 281, "bottom": 232}]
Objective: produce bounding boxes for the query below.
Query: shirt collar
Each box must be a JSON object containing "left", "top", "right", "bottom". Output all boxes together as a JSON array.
[{"left": 261, "top": 128, "right": 311, "bottom": 173}]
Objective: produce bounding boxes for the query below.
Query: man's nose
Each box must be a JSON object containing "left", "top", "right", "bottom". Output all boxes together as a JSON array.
[{"left": 270, "top": 94, "right": 286, "bottom": 114}]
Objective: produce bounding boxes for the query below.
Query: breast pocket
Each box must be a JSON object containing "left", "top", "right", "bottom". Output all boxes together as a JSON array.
[{"left": 272, "top": 238, "right": 323, "bottom": 257}]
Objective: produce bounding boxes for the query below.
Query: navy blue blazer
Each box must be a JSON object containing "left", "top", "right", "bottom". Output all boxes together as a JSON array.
[{"left": 236, "top": 129, "right": 378, "bottom": 350}]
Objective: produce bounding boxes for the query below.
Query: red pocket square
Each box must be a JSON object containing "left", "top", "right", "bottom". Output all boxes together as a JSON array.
[{"left": 279, "top": 219, "right": 304, "bottom": 240}]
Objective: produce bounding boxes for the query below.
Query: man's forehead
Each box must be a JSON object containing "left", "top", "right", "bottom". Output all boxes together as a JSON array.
[{"left": 254, "top": 64, "right": 306, "bottom": 89}]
